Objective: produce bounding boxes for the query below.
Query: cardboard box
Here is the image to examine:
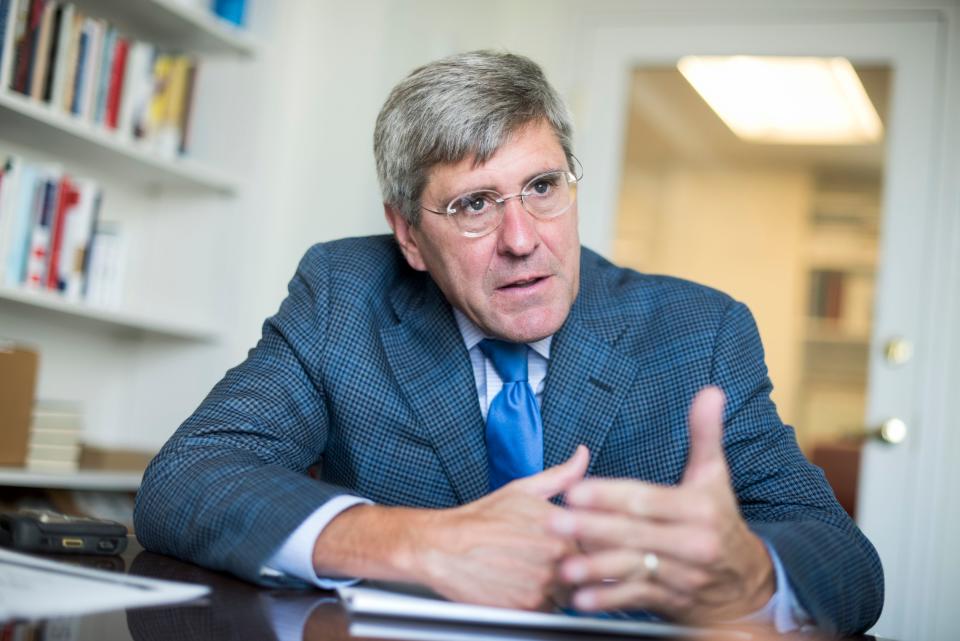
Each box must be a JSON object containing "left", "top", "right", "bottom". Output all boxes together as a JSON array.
[{"left": 0, "top": 345, "right": 39, "bottom": 466}]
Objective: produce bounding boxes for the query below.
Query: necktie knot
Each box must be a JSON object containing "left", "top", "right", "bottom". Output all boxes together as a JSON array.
[{"left": 479, "top": 339, "right": 528, "bottom": 383}]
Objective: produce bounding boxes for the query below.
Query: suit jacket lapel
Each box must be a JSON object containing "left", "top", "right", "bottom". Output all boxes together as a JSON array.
[
  {"left": 380, "top": 275, "right": 489, "bottom": 505},
  {"left": 542, "top": 310, "right": 640, "bottom": 476}
]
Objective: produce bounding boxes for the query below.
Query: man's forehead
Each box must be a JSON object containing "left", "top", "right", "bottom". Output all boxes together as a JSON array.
[{"left": 424, "top": 124, "right": 567, "bottom": 195}]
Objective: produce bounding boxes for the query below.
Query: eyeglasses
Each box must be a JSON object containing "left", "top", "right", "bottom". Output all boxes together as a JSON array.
[{"left": 420, "top": 159, "right": 583, "bottom": 238}]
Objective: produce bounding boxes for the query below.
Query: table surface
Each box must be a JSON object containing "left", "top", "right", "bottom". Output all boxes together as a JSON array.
[{"left": 0, "top": 538, "right": 892, "bottom": 641}]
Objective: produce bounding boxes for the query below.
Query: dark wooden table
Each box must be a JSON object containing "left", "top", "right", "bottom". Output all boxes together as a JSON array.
[{"left": 0, "top": 538, "right": 892, "bottom": 641}]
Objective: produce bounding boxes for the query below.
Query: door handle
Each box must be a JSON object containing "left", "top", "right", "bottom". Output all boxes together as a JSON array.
[{"left": 864, "top": 418, "right": 908, "bottom": 445}]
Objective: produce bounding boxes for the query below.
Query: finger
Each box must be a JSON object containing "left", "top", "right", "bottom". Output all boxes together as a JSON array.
[
  {"left": 512, "top": 445, "right": 589, "bottom": 500},
  {"left": 682, "top": 386, "right": 727, "bottom": 485},
  {"left": 560, "top": 549, "right": 712, "bottom": 596},
  {"left": 549, "top": 511, "right": 721, "bottom": 566},
  {"left": 571, "top": 579, "right": 691, "bottom": 616},
  {"left": 564, "top": 480, "right": 708, "bottom": 522}
]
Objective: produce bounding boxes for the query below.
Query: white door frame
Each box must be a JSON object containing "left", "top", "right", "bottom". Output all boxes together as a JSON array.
[{"left": 573, "top": 10, "right": 950, "bottom": 638}]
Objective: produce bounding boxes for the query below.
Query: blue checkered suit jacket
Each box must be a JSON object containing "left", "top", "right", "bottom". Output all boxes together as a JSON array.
[{"left": 134, "top": 235, "right": 883, "bottom": 635}]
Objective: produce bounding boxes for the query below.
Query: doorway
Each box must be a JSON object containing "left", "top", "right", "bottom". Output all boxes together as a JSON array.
[{"left": 575, "top": 15, "right": 946, "bottom": 639}]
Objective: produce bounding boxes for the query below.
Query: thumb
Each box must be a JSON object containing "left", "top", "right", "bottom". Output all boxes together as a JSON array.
[
  {"left": 682, "top": 386, "right": 727, "bottom": 485},
  {"left": 512, "top": 444, "right": 589, "bottom": 500}
]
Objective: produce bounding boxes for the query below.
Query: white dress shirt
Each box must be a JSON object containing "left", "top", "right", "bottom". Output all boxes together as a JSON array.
[{"left": 261, "top": 310, "right": 810, "bottom": 631}]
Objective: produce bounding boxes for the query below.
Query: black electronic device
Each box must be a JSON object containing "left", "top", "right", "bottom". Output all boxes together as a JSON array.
[{"left": 0, "top": 509, "right": 128, "bottom": 555}]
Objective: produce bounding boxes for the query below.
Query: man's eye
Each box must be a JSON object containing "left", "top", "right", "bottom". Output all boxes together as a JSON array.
[
  {"left": 454, "top": 193, "right": 494, "bottom": 215},
  {"left": 528, "top": 175, "right": 561, "bottom": 196}
]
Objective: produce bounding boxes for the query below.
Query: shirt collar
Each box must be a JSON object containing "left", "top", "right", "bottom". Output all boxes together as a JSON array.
[{"left": 452, "top": 308, "right": 552, "bottom": 360}]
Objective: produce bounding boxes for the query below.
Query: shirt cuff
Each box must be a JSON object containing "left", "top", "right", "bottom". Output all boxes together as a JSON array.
[
  {"left": 261, "top": 494, "right": 372, "bottom": 588},
  {"left": 737, "top": 541, "right": 812, "bottom": 632}
]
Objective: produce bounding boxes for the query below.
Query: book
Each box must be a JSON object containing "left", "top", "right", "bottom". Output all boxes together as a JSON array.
[
  {"left": 59, "top": 7, "right": 81, "bottom": 113},
  {"left": 78, "top": 17, "right": 102, "bottom": 119},
  {"left": 0, "top": 0, "right": 12, "bottom": 81},
  {"left": 11, "top": 0, "right": 42, "bottom": 95},
  {"left": 2, "top": 162, "right": 38, "bottom": 286},
  {"left": 44, "top": 174, "right": 79, "bottom": 290},
  {"left": 47, "top": 1, "right": 74, "bottom": 110},
  {"left": 84, "top": 220, "right": 124, "bottom": 307},
  {"left": 92, "top": 24, "right": 115, "bottom": 124},
  {"left": 179, "top": 61, "right": 197, "bottom": 155},
  {"left": 104, "top": 34, "right": 127, "bottom": 129},
  {"left": 40, "top": 0, "right": 61, "bottom": 102},
  {"left": 23, "top": 172, "right": 58, "bottom": 290},
  {"left": 27, "top": 0, "right": 54, "bottom": 100},
  {"left": 0, "top": 156, "right": 23, "bottom": 283},
  {"left": 60, "top": 178, "right": 99, "bottom": 300}
]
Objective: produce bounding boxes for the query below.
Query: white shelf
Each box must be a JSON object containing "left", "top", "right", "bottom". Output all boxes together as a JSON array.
[
  {"left": 0, "top": 90, "right": 237, "bottom": 195},
  {"left": 73, "top": 0, "right": 259, "bottom": 58},
  {"left": 0, "top": 285, "right": 219, "bottom": 342},
  {"left": 0, "top": 467, "right": 141, "bottom": 491}
]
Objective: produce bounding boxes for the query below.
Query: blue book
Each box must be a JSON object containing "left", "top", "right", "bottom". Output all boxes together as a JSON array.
[
  {"left": 71, "top": 29, "right": 88, "bottom": 115},
  {"left": 0, "top": 0, "right": 11, "bottom": 74},
  {"left": 93, "top": 27, "right": 115, "bottom": 125},
  {"left": 213, "top": 0, "right": 246, "bottom": 27}
]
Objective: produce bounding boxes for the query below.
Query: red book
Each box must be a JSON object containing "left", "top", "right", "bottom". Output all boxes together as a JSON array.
[
  {"left": 45, "top": 176, "right": 79, "bottom": 291},
  {"left": 105, "top": 37, "right": 129, "bottom": 129}
]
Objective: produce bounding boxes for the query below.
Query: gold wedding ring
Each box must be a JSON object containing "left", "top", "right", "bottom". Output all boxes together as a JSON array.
[{"left": 642, "top": 551, "right": 660, "bottom": 581}]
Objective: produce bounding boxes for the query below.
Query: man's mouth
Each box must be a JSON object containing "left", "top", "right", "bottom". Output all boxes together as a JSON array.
[{"left": 498, "top": 275, "right": 549, "bottom": 290}]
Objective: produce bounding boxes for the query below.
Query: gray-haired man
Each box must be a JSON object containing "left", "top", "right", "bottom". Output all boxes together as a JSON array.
[{"left": 135, "top": 51, "right": 883, "bottom": 635}]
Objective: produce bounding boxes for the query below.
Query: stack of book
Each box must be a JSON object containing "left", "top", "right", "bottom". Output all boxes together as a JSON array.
[
  {"left": 1, "top": 0, "right": 199, "bottom": 158},
  {"left": 0, "top": 155, "right": 126, "bottom": 307},
  {"left": 26, "top": 401, "right": 82, "bottom": 473}
]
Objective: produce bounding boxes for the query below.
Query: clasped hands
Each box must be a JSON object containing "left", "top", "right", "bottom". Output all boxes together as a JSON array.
[
  {"left": 420, "top": 386, "right": 775, "bottom": 622},
  {"left": 314, "top": 386, "right": 775, "bottom": 622}
]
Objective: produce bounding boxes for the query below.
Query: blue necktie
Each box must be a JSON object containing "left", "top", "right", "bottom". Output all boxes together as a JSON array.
[{"left": 479, "top": 339, "right": 544, "bottom": 491}]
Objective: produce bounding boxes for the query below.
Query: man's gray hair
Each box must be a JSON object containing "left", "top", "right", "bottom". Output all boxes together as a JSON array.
[{"left": 374, "top": 50, "right": 575, "bottom": 225}]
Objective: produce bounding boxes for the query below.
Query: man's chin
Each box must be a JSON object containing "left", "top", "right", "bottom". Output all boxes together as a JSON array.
[{"left": 484, "top": 309, "right": 568, "bottom": 343}]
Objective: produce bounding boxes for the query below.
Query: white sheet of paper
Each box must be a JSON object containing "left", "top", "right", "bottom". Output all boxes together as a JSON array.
[
  {"left": 0, "top": 547, "right": 210, "bottom": 621},
  {"left": 339, "top": 584, "right": 751, "bottom": 640}
]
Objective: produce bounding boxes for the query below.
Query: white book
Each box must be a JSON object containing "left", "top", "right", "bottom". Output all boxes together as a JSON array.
[
  {"left": 3, "top": 162, "right": 37, "bottom": 287},
  {"left": 84, "top": 222, "right": 124, "bottom": 308},
  {"left": 24, "top": 458, "right": 79, "bottom": 473},
  {"left": 117, "top": 41, "right": 151, "bottom": 139},
  {"left": 60, "top": 179, "right": 99, "bottom": 301},
  {"left": 0, "top": 155, "right": 23, "bottom": 283},
  {"left": 29, "top": 428, "right": 81, "bottom": 447},
  {"left": 27, "top": 442, "right": 82, "bottom": 462}
]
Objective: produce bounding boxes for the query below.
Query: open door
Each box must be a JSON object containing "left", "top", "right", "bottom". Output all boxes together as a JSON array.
[{"left": 576, "top": 13, "right": 947, "bottom": 639}]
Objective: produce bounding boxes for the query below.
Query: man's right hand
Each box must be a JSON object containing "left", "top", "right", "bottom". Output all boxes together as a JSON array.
[{"left": 311, "top": 445, "right": 589, "bottom": 610}]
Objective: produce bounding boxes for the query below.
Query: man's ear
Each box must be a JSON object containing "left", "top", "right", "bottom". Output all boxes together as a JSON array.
[{"left": 384, "top": 204, "right": 427, "bottom": 272}]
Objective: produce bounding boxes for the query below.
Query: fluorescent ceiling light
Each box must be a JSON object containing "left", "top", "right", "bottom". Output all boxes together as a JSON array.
[{"left": 677, "top": 56, "right": 883, "bottom": 144}]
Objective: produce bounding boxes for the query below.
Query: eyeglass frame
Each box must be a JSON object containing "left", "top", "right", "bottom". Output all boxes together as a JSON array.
[{"left": 419, "top": 156, "right": 583, "bottom": 238}]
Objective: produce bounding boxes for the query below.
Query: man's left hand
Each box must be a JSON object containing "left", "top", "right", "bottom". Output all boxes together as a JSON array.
[{"left": 549, "top": 386, "right": 775, "bottom": 623}]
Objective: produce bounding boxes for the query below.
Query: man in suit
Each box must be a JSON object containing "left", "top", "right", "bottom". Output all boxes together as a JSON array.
[{"left": 134, "top": 50, "right": 883, "bottom": 635}]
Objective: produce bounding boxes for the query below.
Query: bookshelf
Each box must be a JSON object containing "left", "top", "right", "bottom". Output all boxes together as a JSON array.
[
  {"left": 0, "top": 284, "right": 218, "bottom": 341},
  {"left": 797, "top": 173, "right": 880, "bottom": 451},
  {"left": 0, "top": 89, "right": 237, "bottom": 194},
  {"left": 0, "top": 0, "right": 254, "bottom": 491},
  {"left": 72, "top": 0, "right": 259, "bottom": 58},
  {"left": 0, "top": 466, "right": 141, "bottom": 491}
]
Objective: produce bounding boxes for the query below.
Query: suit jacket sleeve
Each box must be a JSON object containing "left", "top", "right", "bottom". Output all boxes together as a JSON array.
[
  {"left": 712, "top": 300, "right": 884, "bottom": 635},
  {"left": 134, "top": 244, "right": 353, "bottom": 587}
]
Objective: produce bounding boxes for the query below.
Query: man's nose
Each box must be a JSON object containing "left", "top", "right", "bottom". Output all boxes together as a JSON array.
[{"left": 496, "top": 198, "right": 540, "bottom": 257}]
